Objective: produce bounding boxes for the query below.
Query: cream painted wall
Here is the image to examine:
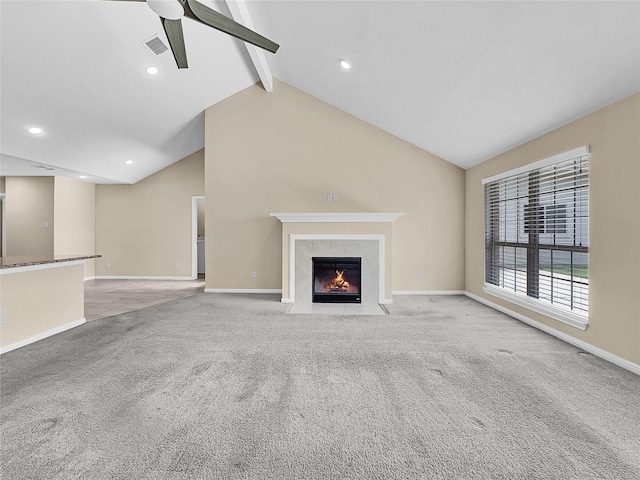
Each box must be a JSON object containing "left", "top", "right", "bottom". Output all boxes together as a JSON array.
[
  {"left": 54, "top": 177, "right": 96, "bottom": 278},
  {"left": 465, "top": 93, "right": 640, "bottom": 365},
  {"left": 5, "top": 176, "right": 54, "bottom": 256},
  {"left": 0, "top": 262, "right": 84, "bottom": 349},
  {"left": 95, "top": 150, "right": 204, "bottom": 277},
  {"left": 204, "top": 80, "right": 465, "bottom": 291}
]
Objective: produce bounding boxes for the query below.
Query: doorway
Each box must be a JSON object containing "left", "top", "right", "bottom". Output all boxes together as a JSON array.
[
  {"left": 0, "top": 194, "right": 5, "bottom": 257},
  {"left": 192, "top": 196, "right": 205, "bottom": 279}
]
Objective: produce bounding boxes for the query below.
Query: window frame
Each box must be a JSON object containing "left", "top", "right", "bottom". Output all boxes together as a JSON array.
[{"left": 482, "top": 146, "right": 590, "bottom": 330}]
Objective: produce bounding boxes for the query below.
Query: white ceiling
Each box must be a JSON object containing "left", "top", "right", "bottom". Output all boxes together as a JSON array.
[{"left": 1, "top": 0, "right": 639, "bottom": 184}]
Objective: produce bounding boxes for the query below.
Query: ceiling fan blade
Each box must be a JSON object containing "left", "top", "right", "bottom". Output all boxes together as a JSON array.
[
  {"left": 184, "top": 0, "right": 279, "bottom": 54},
  {"left": 161, "top": 17, "right": 188, "bottom": 69}
]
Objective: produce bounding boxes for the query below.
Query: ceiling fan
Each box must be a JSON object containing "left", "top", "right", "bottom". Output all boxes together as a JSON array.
[{"left": 108, "top": 0, "right": 279, "bottom": 69}]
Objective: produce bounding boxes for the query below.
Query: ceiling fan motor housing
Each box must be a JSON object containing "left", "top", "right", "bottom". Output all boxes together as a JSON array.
[{"left": 146, "top": 0, "right": 184, "bottom": 20}]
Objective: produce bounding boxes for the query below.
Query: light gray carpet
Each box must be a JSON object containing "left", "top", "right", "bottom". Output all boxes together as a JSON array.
[{"left": 1, "top": 294, "right": 639, "bottom": 479}]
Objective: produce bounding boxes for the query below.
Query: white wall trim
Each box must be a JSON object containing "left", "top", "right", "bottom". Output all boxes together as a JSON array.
[
  {"left": 95, "top": 275, "right": 196, "bottom": 281},
  {"left": 465, "top": 291, "right": 640, "bottom": 376},
  {"left": 205, "top": 288, "right": 282, "bottom": 294},
  {"left": 481, "top": 146, "right": 589, "bottom": 184},
  {"left": 0, "top": 260, "right": 85, "bottom": 275},
  {"left": 289, "top": 234, "right": 386, "bottom": 304},
  {"left": 0, "top": 318, "right": 86, "bottom": 355},
  {"left": 84, "top": 276, "right": 96, "bottom": 281},
  {"left": 271, "top": 212, "right": 403, "bottom": 223},
  {"left": 393, "top": 290, "right": 465, "bottom": 296}
]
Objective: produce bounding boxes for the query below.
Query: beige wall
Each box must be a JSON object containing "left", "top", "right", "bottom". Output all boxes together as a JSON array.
[
  {"left": 5, "top": 176, "right": 55, "bottom": 256},
  {"left": 95, "top": 150, "right": 204, "bottom": 277},
  {"left": 54, "top": 177, "right": 96, "bottom": 278},
  {"left": 0, "top": 262, "right": 85, "bottom": 349},
  {"left": 465, "top": 93, "right": 640, "bottom": 365},
  {"left": 205, "top": 80, "right": 465, "bottom": 291}
]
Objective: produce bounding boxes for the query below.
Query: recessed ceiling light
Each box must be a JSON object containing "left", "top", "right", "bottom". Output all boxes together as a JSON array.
[
  {"left": 78, "top": 175, "right": 88, "bottom": 179},
  {"left": 28, "top": 126, "right": 43, "bottom": 134},
  {"left": 340, "top": 60, "right": 352, "bottom": 70},
  {"left": 146, "top": 66, "right": 159, "bottom": 75},
  {"left": 125, "top": 160, "right": 134, "bottom": 165}
]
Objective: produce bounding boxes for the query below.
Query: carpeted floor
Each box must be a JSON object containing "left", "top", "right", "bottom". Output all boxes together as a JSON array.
[{"left": 1, "top": 294, "right": 639, "bottom": 479}]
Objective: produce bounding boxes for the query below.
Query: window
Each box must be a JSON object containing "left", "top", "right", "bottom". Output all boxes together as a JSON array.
[
  {"left": 483, "top": 147, "right": 589, "bottom": 328},
  {"left": 545, "top": 204, "right": 567, "bottom": 234}
]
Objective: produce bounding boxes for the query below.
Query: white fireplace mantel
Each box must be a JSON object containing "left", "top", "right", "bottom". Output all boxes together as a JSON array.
[{"left": 271, "top": 213, "right": 403, "bottom": 223}]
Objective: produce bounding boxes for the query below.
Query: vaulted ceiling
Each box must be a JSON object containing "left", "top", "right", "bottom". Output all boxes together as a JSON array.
[{"left": 1, "top": 0, "right": 639, "bottom": 184}]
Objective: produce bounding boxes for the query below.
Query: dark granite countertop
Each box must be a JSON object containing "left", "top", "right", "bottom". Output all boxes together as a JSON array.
[{"left": 0, "top": 255, "right": 101, "bottom": 269}]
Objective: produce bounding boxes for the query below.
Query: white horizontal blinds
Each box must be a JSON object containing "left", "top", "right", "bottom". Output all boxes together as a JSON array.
[{"left": 485, "top": 153, "right": 589, "bottom": 316}]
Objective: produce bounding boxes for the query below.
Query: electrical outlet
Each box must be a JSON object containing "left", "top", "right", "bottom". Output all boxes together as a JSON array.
[
  {"left": 418, "top": 272, "right": 424, "bottom": 279},
  {"left": 327, "top": 194, "right": 333, "bottom": 202},
  {"left": 251, "top": 271, "right": 257, "bottom": 278},
  {"left": 332, "top": 194, "right": 337, "bottom": 201},
  {"left": 44, "top": 221, "right": 49, "bottom": 229},
  {"left": 173, "top": 262, "right": 179, "bottom": 268},
  {"left": 0, "top": 312, "right": 6, "bottom": 325},
  {"left": 106, "top": 262, "right": 111, "bottom": 268}
]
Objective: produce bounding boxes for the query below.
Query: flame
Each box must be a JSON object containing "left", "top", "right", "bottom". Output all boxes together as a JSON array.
[{"left": 328, "top": 269, "right": 350, "bottom": 290}]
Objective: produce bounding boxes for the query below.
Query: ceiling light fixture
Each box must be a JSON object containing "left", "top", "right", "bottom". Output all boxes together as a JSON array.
[
  {"left": 340, "top": 60, "right": 352, "bottom": 70},
  {"left": 28, "top": 126, "right": 43, "bottom": 134},
  {"left": 125, "top": 160, "right": 134, "bottom": 165},
  {"left": 78, "top": 175, "right": 88, "bottom": 179},
  {"left": 146, "top": 66, "right": 159, "bottom": 75}
]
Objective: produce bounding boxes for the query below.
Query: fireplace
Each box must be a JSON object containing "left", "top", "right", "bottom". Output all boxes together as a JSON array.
[{"left": 312, "top": 257, "right": 361, "bottom": 303}]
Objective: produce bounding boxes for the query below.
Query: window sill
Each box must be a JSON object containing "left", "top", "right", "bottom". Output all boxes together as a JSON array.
[{"left": 482, "top": 284, "right": 588, "bottom": 331}]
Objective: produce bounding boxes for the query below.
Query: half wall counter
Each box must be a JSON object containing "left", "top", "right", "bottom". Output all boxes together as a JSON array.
[{"left": 0, "top": 255, "right": 100, "bottom": 354}]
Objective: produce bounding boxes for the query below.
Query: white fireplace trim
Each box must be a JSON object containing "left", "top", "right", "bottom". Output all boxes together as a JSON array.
[
  {"left": 284, "top": 234, "right": 389, "bottom": 305},
  {"left": 271, "top": 213, "right": 403, "bottom": 223}
]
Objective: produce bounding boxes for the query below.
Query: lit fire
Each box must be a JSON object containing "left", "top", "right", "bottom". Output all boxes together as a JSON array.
[{"left": 328, "top": 269, "right": 350, "bottom": 291}]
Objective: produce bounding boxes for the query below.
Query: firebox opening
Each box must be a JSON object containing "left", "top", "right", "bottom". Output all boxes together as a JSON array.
[{"left": 312, "top": 257, "right": 361, "bottom": 303}]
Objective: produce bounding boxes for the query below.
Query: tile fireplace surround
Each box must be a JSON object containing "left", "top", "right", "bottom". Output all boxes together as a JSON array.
[{"left": 271, "top": 213, "right": 403, "bottom": 304}]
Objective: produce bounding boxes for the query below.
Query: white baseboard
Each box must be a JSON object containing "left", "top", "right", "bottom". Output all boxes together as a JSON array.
[
  {"left": 84, "top": 276, "right": 96, "bottom": 281},
  {"left": 1, "top": 318, "right": 86, "bottom": 355},
  {"left": 465, "top": 291, "right": 640, "bottom": 376},
  {"left": 94, "top": 276, "right": 197, "bottom": 281},
  {"left": 393, "top": 290, "right": 465, "bottom": 295},
  {"left": 281, "top": 298, "right": 294, "bottom": 304},
  {"left": 204, "top": 288, "right": 282, "bottom": 294}
]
